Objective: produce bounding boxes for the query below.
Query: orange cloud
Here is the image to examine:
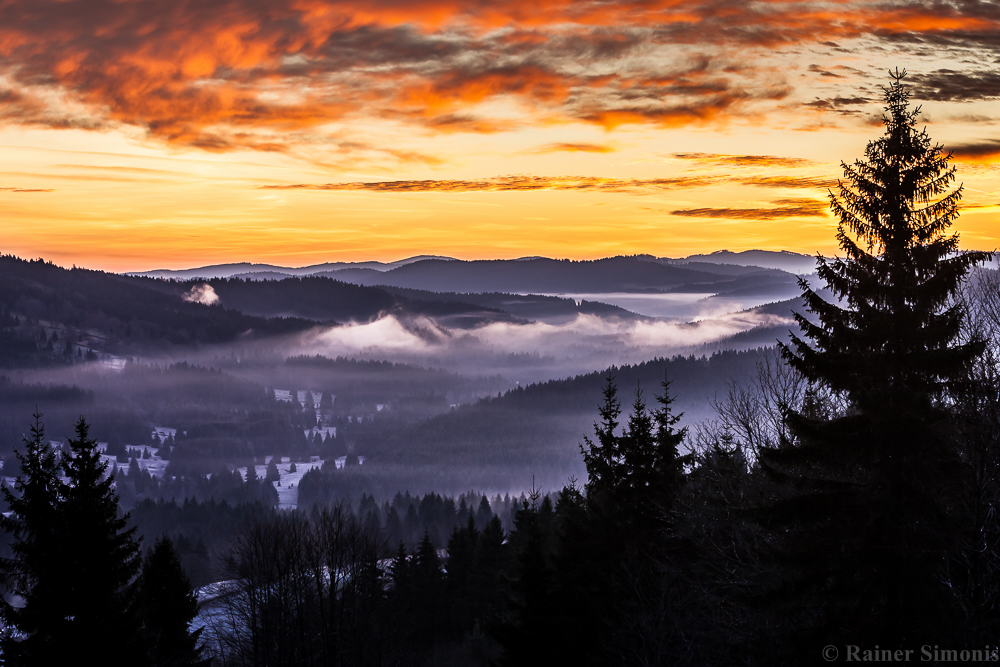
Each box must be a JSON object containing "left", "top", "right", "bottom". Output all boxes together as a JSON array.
[
  {"left": 740, "top": 176, "right": 839, "bottom": 189},
  {"left": 0, "top": 0, "right": 995, "bottom": 155},
  {"left": 529, "top": 143, "right": 615, "bottom": 153},
  {"left": 258, "top": 172, "right": 840, "bottom": 193}
]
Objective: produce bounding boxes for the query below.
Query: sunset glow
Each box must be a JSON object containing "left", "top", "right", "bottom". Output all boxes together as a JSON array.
[{"left": 1, "top": 0, "right": 999, "bottom": 271}]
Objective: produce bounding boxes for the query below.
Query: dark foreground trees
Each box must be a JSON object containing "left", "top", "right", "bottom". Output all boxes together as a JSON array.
[
  {"left": 0, "top": 413, "right": 68, "bottom": 664},
  {"left": 0, "top": 415, "right": 204, "bottom": 666}
]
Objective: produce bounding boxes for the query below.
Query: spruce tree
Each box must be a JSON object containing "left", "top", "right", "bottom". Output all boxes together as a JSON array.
[
  {"left": 495, "top": 498, "right": 559, "bottom": 666},
  {"left": 0, "top": 413, "right": 68, "bottom": 664},
  {"left": 59, "top": 417, "right": 144, "bottom": 664},
  {"left": 581, "top": 376, "right": 688, "bottom": 540},
  {"left": 137, "top": 537, "right": 206, "bottom": 667},
  {"left": 764, "top": 70, "right": 990, "bottom": 652},
  {"left": 781, "top": 68, "right": 989, "bottom": 413}
]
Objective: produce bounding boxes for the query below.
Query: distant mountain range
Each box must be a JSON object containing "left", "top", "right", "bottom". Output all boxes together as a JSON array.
[
  {"left": 133, "top": 255, "right": 456, "bottom": 280},
  {"left": 130, "top": 254, "right": 807, "bottom": 302},
  {"left": 132, "top": 250, "right": 818, "bottom": 282}
]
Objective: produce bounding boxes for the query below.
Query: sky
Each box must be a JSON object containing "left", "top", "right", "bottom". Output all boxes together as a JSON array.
[{"left": 1, "top": 0, "right": 999, "bottom": 272}]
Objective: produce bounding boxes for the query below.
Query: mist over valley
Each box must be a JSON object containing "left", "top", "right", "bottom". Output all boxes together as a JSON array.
[{"left": 0, "top": 251, "right": 812, "bottom": 499}]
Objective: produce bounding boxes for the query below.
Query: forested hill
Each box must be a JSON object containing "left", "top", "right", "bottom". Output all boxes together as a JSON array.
[
  {"left": 0, "top": 255, "right": 533, "bottom": 368},
  {"left": 317, "top": 256, "right": 797, "bottom": 295},
  {"left": 372, "top": 286, "right": 646, "bottom": 322},
  {"left": 0, "top": 255, "right": 321, "bottom": 365},
  {"left": 489, "top": 348, "right": 767, "bottom": 415},
  {"left": 140, "top": 275, "right": 523, "bottom": 326},
  {"left": 355, "top": 349, "right": 770, "bottom": 486}
]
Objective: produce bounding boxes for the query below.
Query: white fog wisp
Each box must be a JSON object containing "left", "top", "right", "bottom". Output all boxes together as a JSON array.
[{"left": 183, "top": 284, "right": 221, "bottom": 306}]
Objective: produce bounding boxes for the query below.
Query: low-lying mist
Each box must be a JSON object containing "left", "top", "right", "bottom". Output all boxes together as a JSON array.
[{"left": 293, "top": 309, "right": 795, "bottom": 383}]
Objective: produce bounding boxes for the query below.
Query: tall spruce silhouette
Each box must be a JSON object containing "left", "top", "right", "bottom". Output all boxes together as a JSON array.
[
  {"left": 138, "top": 537, "right": 206, "bottom": 667},
  {"left": 764, "top": 70, "right": 991, "bottom": 653},
  {"left": 59, "top": 417, "right": 144, "bottom": 664},
  {"left": 0, "top": 413, "right": 68, "bottom": 664},
  {"left": 781, "top": 69, "right": 989, "bottom": 410},
  {"left": 1, "top": 416, "right": 144, "bottom": 665}
]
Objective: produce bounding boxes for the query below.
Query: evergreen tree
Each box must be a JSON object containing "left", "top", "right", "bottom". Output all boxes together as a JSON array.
[
  {"left": 764, "top": 70, "right": 991, "bottom": 653},
  {"left": 474, "top": 495, "right": 493, "bottom": 530},
  {"left": 781, "top": 68, "right": 989, "bottom": 415},
  {"left": 0, "top": 413, "right": 68, "bottom": 665},
  {"left": 265, "top": 458, "right": 279, "bottom": 483},
  {"left": 581, "top": 376, "right": 688, "bottom": 534},
  {"left": 138, "top": 537, "right": 206, "bottom": 667},
  {"left": 495, "top": 496, "right": 559, "bottom": 666},
  {"left": 446, "top": 515, "right": 479, "bottom": 632},
  {"left": 412, "top": 530, "right": 445, "bottom": 637},
  {"left": 59, "top": 417, "right": 144, "bottom": 663}
]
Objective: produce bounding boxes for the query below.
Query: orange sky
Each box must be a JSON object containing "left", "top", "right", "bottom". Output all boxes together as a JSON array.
[{"left": 1, "top": 0, "right": 999, "bottom": 271}]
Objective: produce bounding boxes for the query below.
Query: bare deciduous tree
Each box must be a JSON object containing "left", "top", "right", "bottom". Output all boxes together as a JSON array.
[{"left": 202, "top": 505, "right": 387, "bottom": 667}]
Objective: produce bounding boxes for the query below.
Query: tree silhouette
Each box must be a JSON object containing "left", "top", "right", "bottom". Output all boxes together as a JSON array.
[
  {"left": 138, "top": 537, "right": 206, "bottom": 667},
  {"left": 781, "top": 68, "right": 989, "bottom": 410},
  {"left": 0, "top": 413, "right": 68, "bottom": 664},
  {"left": 0, "top": 416, "right": 144, "bottom": 665},
  {"left": 59, "top": 417, "right": 144, "bottom": 663},
  {"left": 765, "top": 69, "right": 991, "bottom": 652}
]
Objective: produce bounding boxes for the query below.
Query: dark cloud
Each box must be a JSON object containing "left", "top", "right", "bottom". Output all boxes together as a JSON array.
[
  {"left": 0, "top": 187, "right": 54, "bottom": 192},
  {"left": 671, "top": 153, "right": 815, "bottom": 168},
  {"left": 808, "top": 64, "right": 844, "bottom": 78},
  {"left": 259, "top": 175, "right": 719, "bottom": 193},
  {"left": 909, "top": 69, "right": 1000, "bottom": 101},
  {"left": 670, "top": 197, "right": 829, "bottom": 220},
  {"left": 948, "top": 139, "right": 1000, "bottom": 162},
  {"left": 803, "top": 96, "right": 870, "bottom": 110}
]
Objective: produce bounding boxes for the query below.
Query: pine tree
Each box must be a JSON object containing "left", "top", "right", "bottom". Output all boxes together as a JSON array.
[
  {"left": 59, "top": 417, "right": 144, "bottom": 663},
  {"left": 0, "top": 413, "right": 69, "bottom": 664},
  {"left": 781, "top": 68, "right": 989, "bottom": 414},
  {"left": 581, "top": 376, "right": 688, "bottom": 538},
  {"left": 138, "top": 537, "right": 206, "bottom": 667},
  {"left": 764, "top": 70, "right": 990, "bottom": 652},
  {"left": 495, "top": 497, "right": 559, "bottom": 666}
]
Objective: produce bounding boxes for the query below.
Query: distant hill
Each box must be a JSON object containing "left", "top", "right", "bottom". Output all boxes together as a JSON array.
[
  {"left": 0, "top": 255, "right": 323, "bottom": 366},
  {"left": 359, "top": 348, "right": 774, "bottom": 489},
  {"left": 375, "top": 286, "right": 648, "bottom": 323},
  {"left": 140, "top": 275, "right": 522, "bottom": 327},
  {"left": 318, "top": 256, "right": 795, "bottom": 295},
  {"left": 132, "top": 255, "right": 456, "bottom": 280},
  {"left": 0, "top": 255, "right": 529, "bottom": 367},
  {"left": 668, "top": 250, "right": 817, "bottom": 274},
  {"left": 132, "top": 254, "right": 804, "bottom": 301}
]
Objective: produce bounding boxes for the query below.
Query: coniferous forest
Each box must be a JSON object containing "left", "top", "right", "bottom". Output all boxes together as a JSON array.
[{"left": 4, "top": 73, "right": 1000, "bottom": 666}]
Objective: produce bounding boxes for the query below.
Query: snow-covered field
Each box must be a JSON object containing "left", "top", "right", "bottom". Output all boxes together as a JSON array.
[
  {"left": 0, "top": 428, "right": 325, "bottom": 512},
  {"left": 236, "top": 457, "right": 325, "bottom": 510}
]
